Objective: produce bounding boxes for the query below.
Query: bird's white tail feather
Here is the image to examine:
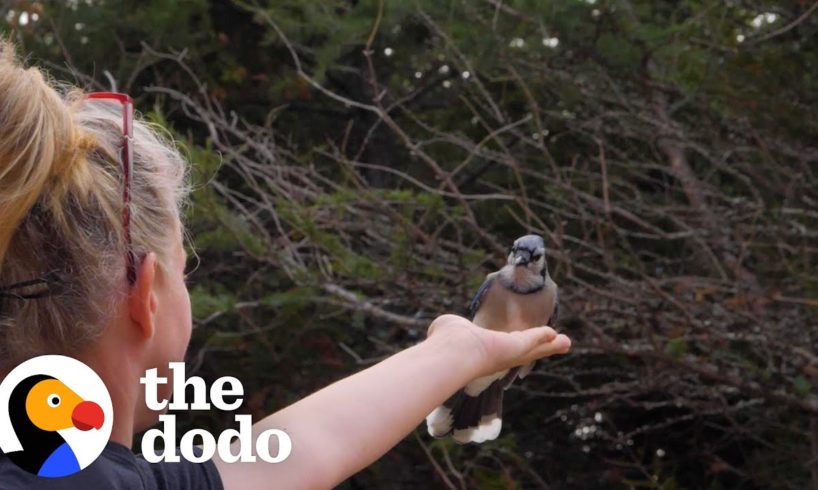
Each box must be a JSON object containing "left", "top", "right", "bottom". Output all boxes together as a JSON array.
[
  {"left": 453, "top": 414, "right": 502, "bottom": 444},
  {"left": 426, "top": 405, "right": 454, "bottom": 437},
  {"left": 426, "top": 372, "right": 512, "bottom": 444},
  {"left": 463, "top": 369, "right": 508, "bottom": 396}
]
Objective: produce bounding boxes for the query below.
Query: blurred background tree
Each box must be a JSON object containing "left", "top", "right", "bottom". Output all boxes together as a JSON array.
[{"left": 3, "top": 0, "right": 818, "bottom": 488}]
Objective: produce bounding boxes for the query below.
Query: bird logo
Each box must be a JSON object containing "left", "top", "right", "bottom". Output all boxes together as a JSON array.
[
  {"left": 0, "top": 355, "right": 112, "bottom": 478},
  {"left": 427, "top": 234, "right": 559, "bottom": 443}
]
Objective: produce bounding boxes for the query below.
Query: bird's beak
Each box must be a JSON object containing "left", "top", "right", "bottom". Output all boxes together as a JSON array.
[
  {"left": 72, "top": 401, "right": 104, "bottom": 431},
  {"left": 513, "top": 251, "right": 530, "bottom": 266}
]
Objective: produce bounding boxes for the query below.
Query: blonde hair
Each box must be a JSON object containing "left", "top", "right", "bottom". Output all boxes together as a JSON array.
[{"left": 0, "top": 41, "right": 189, "bottom": 368}]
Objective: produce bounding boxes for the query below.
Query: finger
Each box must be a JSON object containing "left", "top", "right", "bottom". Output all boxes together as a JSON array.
[
  {"left": 538, "top": 326, "right": 558, "bottom": 342},
  {"left": 507, "top": 327, "right": 559, "bottom": 361},
  {"left": 521, "top": 326, "right": 558, "bottom": 345},
  {"left": 526, "top": 333, "right": 571, "bottom": 361},
  {"left": 553, "top": 334, "right": 571, "bottom": 352}
]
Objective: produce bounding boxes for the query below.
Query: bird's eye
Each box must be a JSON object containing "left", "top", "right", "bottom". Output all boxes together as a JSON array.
[
  {"left": 47, "top": 394, "right": 61, "bottom": 408},
  {"left": 532, "top": 254, "right": 542, "bottom": 261}
]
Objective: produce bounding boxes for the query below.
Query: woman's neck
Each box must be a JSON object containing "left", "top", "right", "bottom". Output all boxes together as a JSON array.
[{"left": 77, "top": 336, "right": 143, "bottom": 449}]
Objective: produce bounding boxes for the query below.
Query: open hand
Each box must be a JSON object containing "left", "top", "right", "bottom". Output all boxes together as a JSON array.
[{"left": 426, "top": 314, "right": 571, "bottom": 377}]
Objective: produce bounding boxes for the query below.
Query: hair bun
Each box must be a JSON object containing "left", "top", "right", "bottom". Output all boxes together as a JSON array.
[
  {"left": 0, "top": 40, "right": 77, "bottom": 269},
  {"left": 75, "top": 131, "right": 98, "bottom": 152}
]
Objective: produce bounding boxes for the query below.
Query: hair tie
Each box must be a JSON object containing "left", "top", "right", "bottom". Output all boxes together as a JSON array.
[
  {"left": 68, "top": 128, "right": 97, "bottom": 163},
  {"left": 51, "top": 127, "right": 96, "bottom": 184},
  {"left": 75, "top": 131, "right": 97, "bottom": 152}
]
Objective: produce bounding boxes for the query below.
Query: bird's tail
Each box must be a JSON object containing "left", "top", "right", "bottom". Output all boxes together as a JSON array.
[{"left": 426, "top": 368, "right": 519, "bottom": 444}]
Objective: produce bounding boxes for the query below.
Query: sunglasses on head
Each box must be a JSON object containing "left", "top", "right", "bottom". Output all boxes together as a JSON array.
[{"left": 86, "top": 92, "right": 137, "bottom": 285}]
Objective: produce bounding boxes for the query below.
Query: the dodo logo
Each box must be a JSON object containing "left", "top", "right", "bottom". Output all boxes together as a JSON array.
[{"left": 0, "top": 355, "right": 112, "bottom": 478}]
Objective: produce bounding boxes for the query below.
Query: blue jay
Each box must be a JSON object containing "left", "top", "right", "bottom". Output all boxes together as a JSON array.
[{"left": 426, "top": 234, "right": 559, "bottom": 443}]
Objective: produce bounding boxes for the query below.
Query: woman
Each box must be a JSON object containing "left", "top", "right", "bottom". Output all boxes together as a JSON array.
[{"left": 0, "top": 41, "right": 571, "bottom": 489}]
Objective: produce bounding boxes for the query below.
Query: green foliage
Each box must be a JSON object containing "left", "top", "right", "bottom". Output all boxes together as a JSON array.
[
  {"left": 793, "top": 376, "right": 812, "bottom": 397},
  {"left": 664, "top": 338, "right": 687, "bottom": 360},
  {"left": 5, "top": 0, "right": 818, "bottom": 488},
  {"left": 190, "top": 284, "right": 237, "bottom": 319}
]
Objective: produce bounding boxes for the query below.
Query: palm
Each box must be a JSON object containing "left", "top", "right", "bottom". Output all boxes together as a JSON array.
[{"left": 427, "top": 314, "right": 571, "bottom": 377}]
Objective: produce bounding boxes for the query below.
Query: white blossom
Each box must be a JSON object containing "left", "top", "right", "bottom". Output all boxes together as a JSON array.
[
  {"left": 543, "top": 37, "right": 560, "bottom": 48},
  {"left": 751, "top": 12, "right": 778, "bottom": 29}
]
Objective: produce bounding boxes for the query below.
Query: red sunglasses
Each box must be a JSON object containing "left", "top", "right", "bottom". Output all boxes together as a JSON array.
[{"left": 86, "top": 92, "right": 137, "bottom": 285}]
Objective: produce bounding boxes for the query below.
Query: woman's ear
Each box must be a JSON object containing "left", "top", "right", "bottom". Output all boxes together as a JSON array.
[{"left": 128, "top": 252, "right": 159, "bottom": 340}]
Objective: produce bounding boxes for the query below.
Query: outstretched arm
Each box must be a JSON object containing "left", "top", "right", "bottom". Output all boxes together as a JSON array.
[{"left": 213, "top": 314, "right": 571, "bottom": 489}]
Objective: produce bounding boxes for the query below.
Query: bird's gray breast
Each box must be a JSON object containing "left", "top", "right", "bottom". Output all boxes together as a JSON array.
[{"left": 473, "top": 274, "right": 558, "bottom": 332}]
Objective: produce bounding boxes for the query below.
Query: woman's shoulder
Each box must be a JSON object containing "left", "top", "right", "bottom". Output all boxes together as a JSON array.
[
  {"left": 0, "top": 442, "right": 223, "bottom": 490},
  {"left": 0, "top": 442, "right": 137, "bottom": 489}
]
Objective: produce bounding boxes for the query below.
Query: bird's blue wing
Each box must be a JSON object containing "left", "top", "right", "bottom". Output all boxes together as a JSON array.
[{"left": 468, "top": 276, "right": 495, "bottom": 319}]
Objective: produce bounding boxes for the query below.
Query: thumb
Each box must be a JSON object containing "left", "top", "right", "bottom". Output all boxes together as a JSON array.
[
  {"left": 522, "top": 326, "right": 558, "bottom": 346},
  {"left": 505, "top": 327, "right": 558, "bottom": 360},
  {"left": 523, "top": 332, "right": 572, "bottom": 363}
]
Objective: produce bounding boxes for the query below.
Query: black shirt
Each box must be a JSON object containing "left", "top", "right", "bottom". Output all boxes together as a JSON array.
[{"left": 0, "top": 442, "right": 224, "bottom": 489}]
